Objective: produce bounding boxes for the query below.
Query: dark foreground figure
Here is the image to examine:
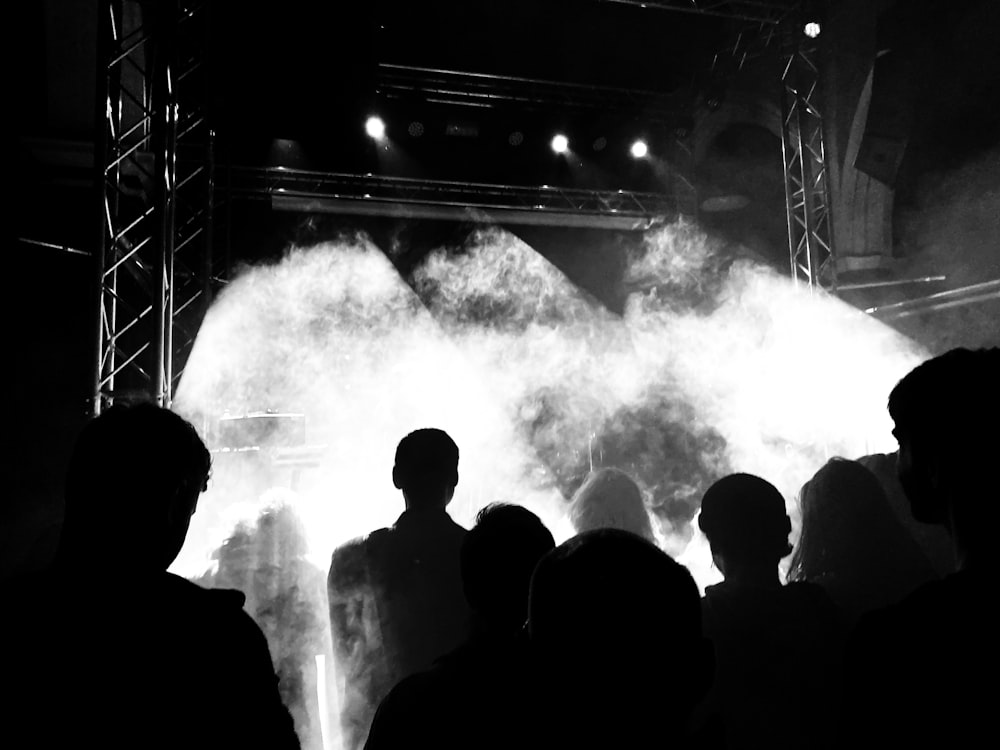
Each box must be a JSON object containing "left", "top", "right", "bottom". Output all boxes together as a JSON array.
[
  {"left": 527, "top": 529, "right": 715, "bottom": 750},
  {"left": 698, "top": 473, "right": 844, "bottom": 749},
  {"left": 789, "top": 457, "right": 939, "bottom": 626},
  {"left": 5, "top": 404, "right": 299, "bottom": 749},
  {"left": 365, "top": 502, "right": 555, "bottom": 750},
  {"left": 328, "top": 428, "right": 470, "bottom": 750},
  {"left": 843, "top": 348, "right": 1000, "bottom": 748}
]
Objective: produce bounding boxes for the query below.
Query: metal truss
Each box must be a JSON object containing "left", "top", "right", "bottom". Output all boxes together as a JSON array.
[
  {"left": 599, "top": 0, "right": 836, "bottom": 289},
  {"left": 375, "top": 64, "right": 698, "bottom": 216},
  {"left": 596, "top": 1, "right": 795, "bottom": 24},
  {"left": 377, "top": 64, "right": 689, "bottom": 124},
  {"left": 230, "top": 167, "right": 678, "bottom": 230},
  {"left": 778, "top": 8, "right": 835, "bottom": 290},
  {"left": 93, "top": 0, "right": 215, "bottom": 415}
]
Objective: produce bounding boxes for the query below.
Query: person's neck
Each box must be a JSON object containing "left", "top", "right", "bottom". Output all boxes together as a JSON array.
[{"left": 721, "top": 560, "right": 781, "bottom": 589}]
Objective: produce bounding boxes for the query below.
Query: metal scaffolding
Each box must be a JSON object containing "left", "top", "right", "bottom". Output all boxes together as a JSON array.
[
  {"left": 89, "top": 0, "right": 836, "bottom": 418},
  {"left": 92, "top": 0, "right": 215, "bottom": 415},
  {"left": 778, "top": 8, "right": 836, "bottom": 290},
  {"left": 230, "top": 167, "right": 679, "bottom": 230}
]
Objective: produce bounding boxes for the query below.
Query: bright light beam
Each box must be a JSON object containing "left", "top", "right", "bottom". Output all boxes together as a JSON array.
[
  {"left": 551, "top": 134, "right": 569, "bottom": 154},
  {"left": 630, "top": 140, "right": 649, "bottom": 159}
]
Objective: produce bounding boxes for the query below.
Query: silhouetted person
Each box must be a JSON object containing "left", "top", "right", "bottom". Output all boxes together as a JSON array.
[
  {"left": 855, "top": 452, "right": 954, "bottom": 577},
  {"left": 788, "top": 458, "right": 939, "bottom": 626},
  {"left": 199, "top": 502, "right": 333, "bottom": 750},
  {"left": 328, "top": 428, "right": 470, "bottom": 750},
  {"left": 843, "top": 348, "right": 1000, "bottom": 748},
  {"left": 6, "top": 403, "right": 299, "bottom": 749},
  {"left": 698, "top": 473, "right": 843, "bottom": 750},
  {"left": 568, "top": 466, "right": 657, "bottom": 543},
  {"left": 527, "top": 529, "right": 714, "bottom": 750},
  {"left": 365, "top": 503, "right": 556, "bottom": 750}
]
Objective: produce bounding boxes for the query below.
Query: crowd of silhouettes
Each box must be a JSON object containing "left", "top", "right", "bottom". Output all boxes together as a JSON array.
[{"left": 5, "top": 346, "right": 998, "bottom": 749}]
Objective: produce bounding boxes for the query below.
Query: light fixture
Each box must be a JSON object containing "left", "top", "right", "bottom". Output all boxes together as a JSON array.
[
  {"left": 551, "top": 134, "right": 569, "bottom": 154},
  {"left": 804, "top": 22, "right": 821, "bottom": 38},
  {"left": 365, "top": 116, "right": 386, "bottom": 140},
  {"left": 630, "top": 140, "right": 649, "bottom": 159}
]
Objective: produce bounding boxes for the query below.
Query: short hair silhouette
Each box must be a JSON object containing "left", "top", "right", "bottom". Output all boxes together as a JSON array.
[
  {"left": 568, "top": 467, "right": 655, "bottom": 543},
  {"left": 888, "top": 347, "right": 1000, "bottom": 525},
  {"left": 460, "top": 502, "right": 555, "bottom": 631},
  {"left": 527, "top": 529, "right": 710, "bottom": 745},
  {"left": 888, "top": 347, "right": 1000, "bottom": 456},
  {"left": 698, "top": 473, "right": 792, "bottom": 564},
  {"left": 392, "top": 428, "right": 459, "bottom": 509},
  {"left": 60, "top": 403, "right": 211, "bottom": 569}
]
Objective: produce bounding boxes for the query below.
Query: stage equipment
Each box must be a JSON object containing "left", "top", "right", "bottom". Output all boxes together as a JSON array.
[
  {"left": 365, "top": 116, "right": 386, "bottom": 140},
  {"left": 92, "top": 0, "right": 217, "bottom": 415}
]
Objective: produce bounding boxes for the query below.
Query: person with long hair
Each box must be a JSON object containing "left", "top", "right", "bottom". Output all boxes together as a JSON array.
[
  {"left": 567, "top": 467, "right": 656, "bottom": 543},
  {"left": 789, "top": 457, "right": 938, "bottom": 626}
]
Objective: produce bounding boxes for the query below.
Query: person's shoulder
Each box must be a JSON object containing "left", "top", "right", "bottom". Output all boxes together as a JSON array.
[
  {"left": 783, "top": 580, "right": 839, "bottom": 609},
  {"left": 328, "top": 527, "right": 391, "bottom": 585},
  {"left": 162, "top": 573, "right": 249, "bottom": 619}
]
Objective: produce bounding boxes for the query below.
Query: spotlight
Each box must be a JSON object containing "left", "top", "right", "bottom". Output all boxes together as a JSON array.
[
  {"left": 407, "top": 121, "right": 424, "bottom": 137},
  {"left": 630, "top": 139, "right": 649, "bottom": 159},
  {"left": 365, "top": 116, "right": 386, "bottom": 140},
  {"left": 551, "top": 134, "right": 569, "bottom": 154},
  {"left": 592, "top": 136, "right": 607, "bottom": 152},
  {"left": 804, "top": 22, "right": 821, "bottom": 38},
  {"left": 508, "top": 131, "right": 525, "bottom": 146}
]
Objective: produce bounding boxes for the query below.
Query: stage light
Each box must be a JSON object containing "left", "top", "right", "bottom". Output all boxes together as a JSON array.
[
  {"left": 551, "top": 134, "right": 569, "bottom": 154},
  {"left": 804, "top": 22, "right": 821, "bottom": 38},
  {"left": 592, "top": 136, "right": 607, "bottom": 152},
  {"left": 630, "top": 140, "right": 649, "bottom": 159},
  {"left": 365, "top": 116, "right": 386, "bottom": 140},
  {"left": 509, "top": 131, "right": 524, "bottom": 146},
  {"left": 407, "top": 121, "right": 424, "bottom": 137}
]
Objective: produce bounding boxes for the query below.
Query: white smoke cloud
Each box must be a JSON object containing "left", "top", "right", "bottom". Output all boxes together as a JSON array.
[
  {"left": 170, "top": 220, "right": 926, "bottom": 746},
  {"left": 174, "top": 220, "right": 927, "bottom": 581}
]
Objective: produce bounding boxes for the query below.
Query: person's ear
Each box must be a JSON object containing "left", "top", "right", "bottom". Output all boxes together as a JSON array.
[{"left": 392, "top": 465, "right": 402, "bottom": 490}]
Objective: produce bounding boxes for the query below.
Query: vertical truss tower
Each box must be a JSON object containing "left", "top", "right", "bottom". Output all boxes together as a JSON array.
[
  {"left": 92, "top": 0, "right": 216, "bottom": 415},
  {"left": 778, "top": 7, "right": 836, "bottom": 290},
  {"left": 89, "top": 0, "right": 835, "bottom": 416}
]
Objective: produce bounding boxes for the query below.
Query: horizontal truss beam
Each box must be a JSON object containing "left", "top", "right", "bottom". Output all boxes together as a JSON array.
[
  {"left": 595, "top": 0, "right": 795, "bottom": 24},
  {"left": 376, "top": 64, "right": 690, "bottom": 123},
  {"left": 231, "top": 167, "right": 678, "bottom": 229}
]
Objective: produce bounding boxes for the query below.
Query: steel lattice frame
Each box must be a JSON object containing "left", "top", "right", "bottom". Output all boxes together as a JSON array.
[
  {"left": 92, "top": 0, "right": 215, "bottom": 415},
  {"left": 90, "top": 0, "right": 835, "bottom": 418},
  {"left": 778, "top": 9, "right": 836, "bottom": 290}
]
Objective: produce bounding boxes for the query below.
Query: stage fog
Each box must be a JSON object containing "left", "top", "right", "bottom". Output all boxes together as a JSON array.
[{"left": 170, "top": 218, "right": 925, "bottom": 749}]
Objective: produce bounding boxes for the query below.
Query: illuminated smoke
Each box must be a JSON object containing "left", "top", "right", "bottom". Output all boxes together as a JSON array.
[{"left": 171, "top": 220, "right": 926, "bottom": 744}]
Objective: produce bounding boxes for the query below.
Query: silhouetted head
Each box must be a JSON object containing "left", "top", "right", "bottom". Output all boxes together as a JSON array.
[
  {"left": 392, "top": 428, "right": 459, "bottom": 510},
  {"left": 60, "top": 403, "right": 211, "bottom": 572},
  {"left": 889, "top": 348, "right": 1000, "bottom": 569},
  {"left": 255, "top": 502, "right": 309, "bottom": 564},
  {"left": 528, "top": 530, "right": 712, "bottom": 743},
  {"left": 568, "top": 467, "right": 656, "bottom": 543},
  {"left": 888, "top": 348, "right": 1000, "bottom": 523},
  {"left": 698, "top": 473, "right": 792, "bottom": 577},
  {"left": 460, "top": 503, "right": 555, "bottom": 635},
  {"left": 789, "top": 458, "right": 933, "bottom": 595}
]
